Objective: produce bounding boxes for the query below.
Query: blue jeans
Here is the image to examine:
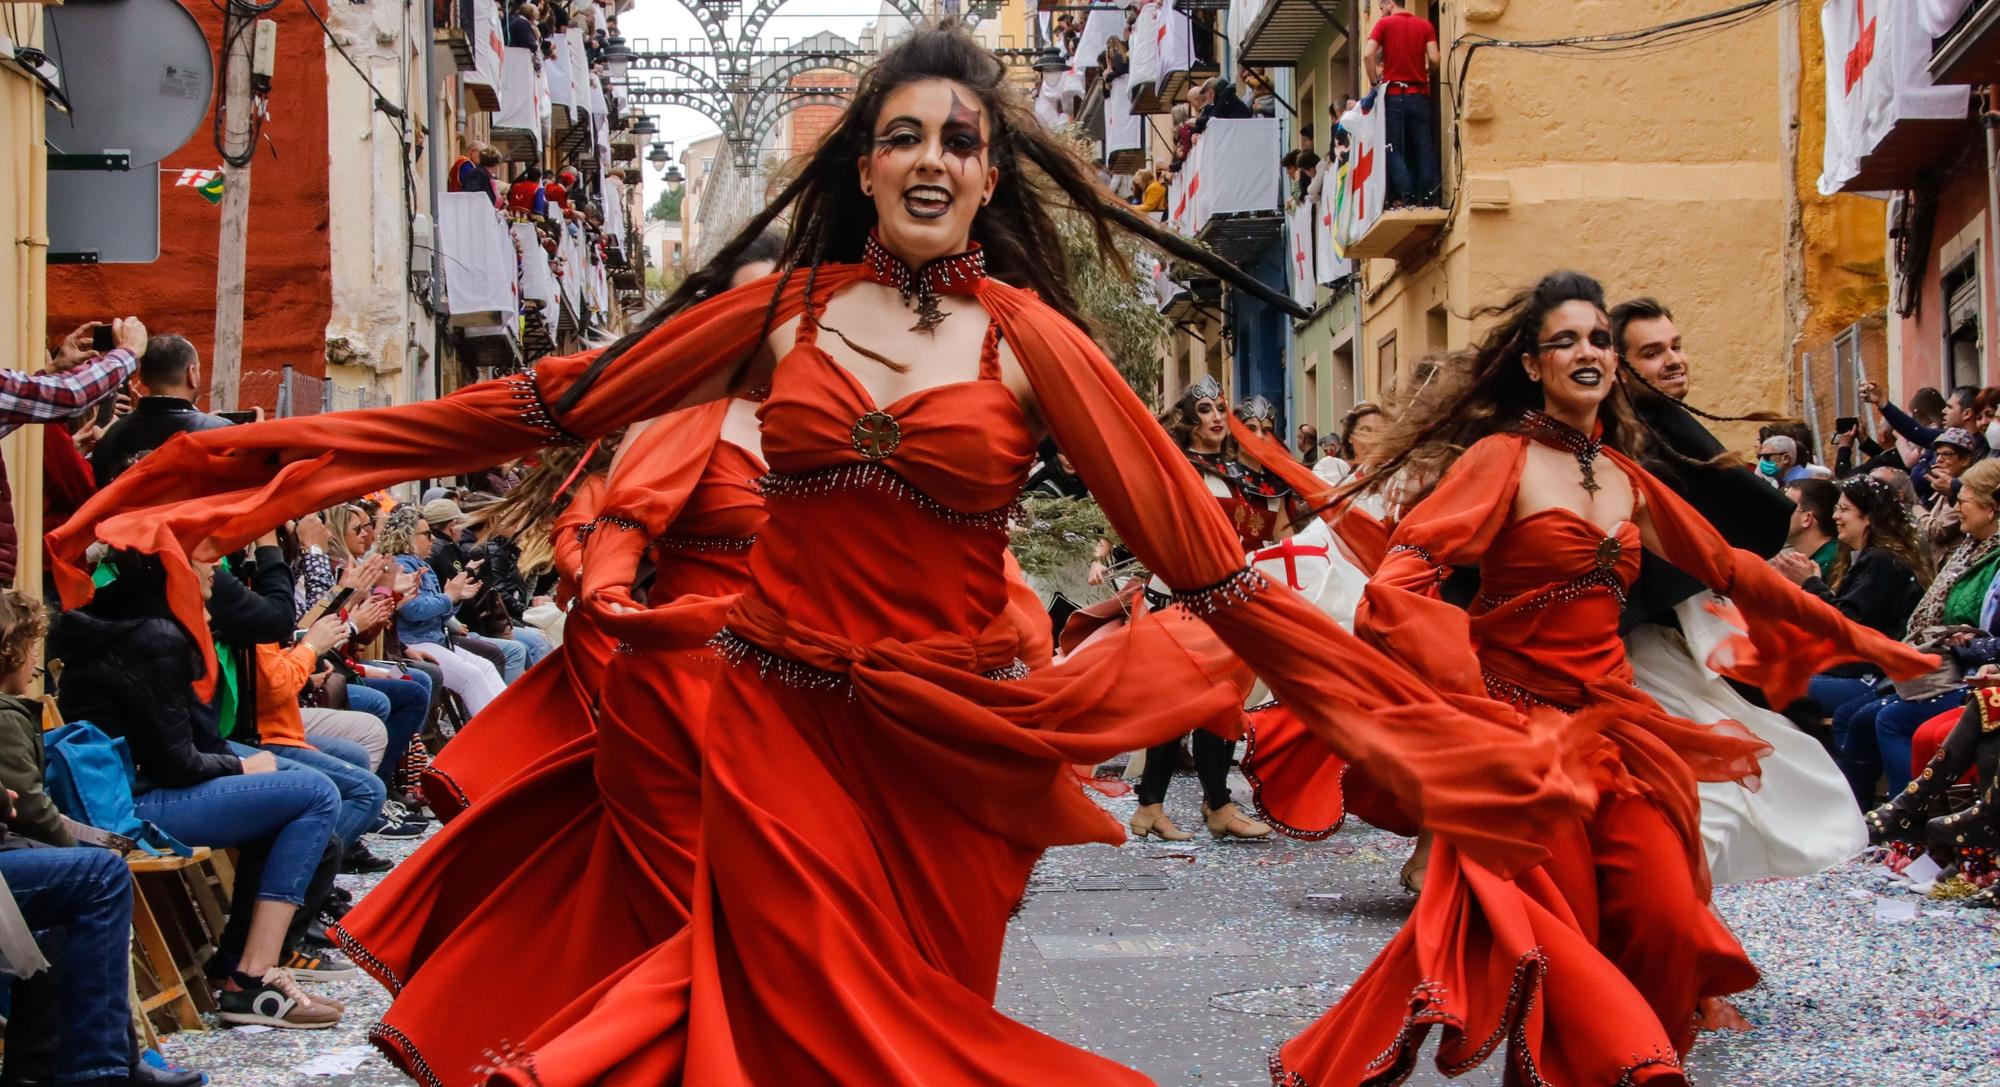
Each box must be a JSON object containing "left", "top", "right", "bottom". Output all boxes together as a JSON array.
[
  {"left": 1807, "top": 673, "right": 1881, "bottom": 719},
  {"left": 1, "top": 846, "right": 132, "bottom": 1082},
  {"left": 514, "top": 625, "right": 552, "bottom": 669},
  {"left": 134, "top": 762, "right": 338, "bottom": 906},
  {"left": 259, "top": 739, "right": 385, "bottom": 848},
  {"left": 352, "top": 671, "right": 432, "bottom": 790},
  {"left": 1879, "top": 689, "right": 1967, "bottom": 797},
  {"left": 1383, "top": 90, "right": 1440, "bottom": 206}
]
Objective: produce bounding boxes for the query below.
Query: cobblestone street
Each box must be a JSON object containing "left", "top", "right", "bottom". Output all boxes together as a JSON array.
[{"left": 167, "top": 773, "right": 2000, "bottom": 1087}]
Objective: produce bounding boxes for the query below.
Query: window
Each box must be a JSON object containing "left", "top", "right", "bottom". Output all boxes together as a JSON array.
[
  {"left": 1943, "top": 254, "right": 1983, "bottom": 387},
  {"left": 1376, "top": 330, "right": 1398, "bottom": 399},
  {"left": 1831, "top": 322, "right": 1864, "bottom": 419},
  {"left": 1426, "top": 303, "right": 1448, "bottom": 354}
]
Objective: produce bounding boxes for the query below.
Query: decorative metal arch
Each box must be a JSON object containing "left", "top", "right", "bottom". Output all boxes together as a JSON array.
[
  {"left": 624, "top": 85, "right": 738, "bottom": 135},
  {"left": 743, "top": 89, "right": 854, "bottom": 158},
  {"left": 747, "top": 51, "right": 871, "bottom": 100},
  {"left": 733, "top": 0, "right": 928, "bottom": 60}
]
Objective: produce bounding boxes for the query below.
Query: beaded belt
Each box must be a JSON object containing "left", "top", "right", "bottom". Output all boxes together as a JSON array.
[
  {"left": 1481, "top": 671, "right": 1579, "bottom": 713},
  {"left": 756, "top": 463, "right": 1018, "bottom": 532},
  {"left": 655, "top": 533, "right": 757, "bottom": 553},
  {"left": 709, "top": 626, "right": 1029, "bottom": 695}
]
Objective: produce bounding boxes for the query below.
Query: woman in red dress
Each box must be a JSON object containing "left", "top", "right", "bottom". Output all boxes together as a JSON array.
[
  {"left": 55, "top": 30, "right": 1601, "bottom": 1086},
  {"left": 1264, "top": 271, "right": 1934, "bottom": 1085}
]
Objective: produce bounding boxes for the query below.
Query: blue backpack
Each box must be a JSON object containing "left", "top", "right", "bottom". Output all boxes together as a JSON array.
[{"left": 43, "top": 721, "right": 190, "bottom": 857}]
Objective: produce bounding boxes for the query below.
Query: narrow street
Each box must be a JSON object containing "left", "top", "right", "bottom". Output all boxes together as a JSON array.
[{"left": 167, "top": 772, "right": 2000, "bottom": 1087}]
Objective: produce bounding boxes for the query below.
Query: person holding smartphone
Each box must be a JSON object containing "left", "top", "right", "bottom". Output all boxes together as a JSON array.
[{"left": 89, "top": 333, "right": 233, "bottom": 487}]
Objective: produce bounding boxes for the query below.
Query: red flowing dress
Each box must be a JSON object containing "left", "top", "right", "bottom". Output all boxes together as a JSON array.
[
  {"left": 52, "top": 257, "right": 1615, "bottom": 1085},
  {"left": 1265, "top": 429, "right": 1935, "bottom": 1086}
]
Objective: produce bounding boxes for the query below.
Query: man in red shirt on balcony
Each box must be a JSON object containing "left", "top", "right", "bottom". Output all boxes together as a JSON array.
[{"left": 1365, "top": 0, "right": 1441, "bottom": 208}]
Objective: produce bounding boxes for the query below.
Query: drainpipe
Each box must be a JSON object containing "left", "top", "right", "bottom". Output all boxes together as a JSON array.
[
  {"left": 423, "top": 0, "right": 447, "bottom": 402},
  {"left": 1984, "top": 86, "right": 2000, "bottom": 381}
]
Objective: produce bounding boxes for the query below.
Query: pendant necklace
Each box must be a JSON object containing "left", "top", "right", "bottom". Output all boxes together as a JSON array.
[{"left": 1521, "top": 409, "right": 1604, "bottom": 495}]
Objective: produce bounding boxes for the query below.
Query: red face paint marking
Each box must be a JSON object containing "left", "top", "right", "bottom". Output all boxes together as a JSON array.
[{"left": 943, "top": 90, "right": 988, "bottom": 171}]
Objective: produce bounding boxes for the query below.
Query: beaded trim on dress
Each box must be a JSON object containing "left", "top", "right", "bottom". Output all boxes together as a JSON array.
[
  {"left": 757, "top": 462, "right": 1018, "bottom": 532},
  {"left": 504, "top": 367, "right": 585, "bottom": 446},
  {"left": 709, "top": 626, "right": 1029, "bottom": 694}
]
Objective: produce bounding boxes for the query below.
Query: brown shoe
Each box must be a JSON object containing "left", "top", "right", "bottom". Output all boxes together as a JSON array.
[
  {"left": 1128, "top": 805, "right": 1194, "bottom": 841},
  {"left": 1202, "top": 802, "right": 1272, "bottom": 840}
]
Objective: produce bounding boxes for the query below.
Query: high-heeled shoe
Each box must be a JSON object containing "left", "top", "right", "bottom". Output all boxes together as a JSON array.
[
  {"left": 1128, "top": 808, "right": 1193, "bottom": 841},
  {"left": 1202, "top": 802, "right": 1272, "bottom": 840}
]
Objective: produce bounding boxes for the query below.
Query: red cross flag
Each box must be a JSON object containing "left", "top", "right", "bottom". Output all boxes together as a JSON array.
[
  {"left": 1290, "top": 202, "right": 1316, "bottom": 309},
  {"left": 1336, "top": 99, "right": 1385, "bottom": 250}
]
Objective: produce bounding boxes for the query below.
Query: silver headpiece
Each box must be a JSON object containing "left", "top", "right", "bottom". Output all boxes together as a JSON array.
[
  {"left": 1235, "top": 395, "right": 1277, "bottom": 424},
  {"left": 1181, "top": 374, "right": 1223, "bottom": 403}
]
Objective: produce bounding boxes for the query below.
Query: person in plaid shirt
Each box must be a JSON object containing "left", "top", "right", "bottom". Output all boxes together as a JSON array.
[{"left": 0, "top": 317, "right": 146, "bottom": 581}]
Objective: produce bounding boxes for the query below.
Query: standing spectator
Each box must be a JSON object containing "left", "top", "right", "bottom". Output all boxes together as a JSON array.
[
  {"left": 90, "top": 334, "right": 232, "bottom": 487},
  {"left": 1295, "top": 423, "right": 1320, "bottom": 466},
  {"left": 1132, "top": 169, "right": 1165, "bottom": 214},
  {"left": 1860, "top": 380, "right": 1983, "bottom": 503},
  {"left": 452, "top": 143, "right": 502, "bottom": 208},
  {"left": 0, "top": 318, "right": 146, "bottom": 582},
  {"left": 1365, "top": 0, "right": 1441, "bottom": 207},
  {"left": 1756, "top": 434, "right": 1807, "bottom": 486},
  {"left": 506, "top": 1, "right": 539, "bottom": 50},
  {"left": 506, "top": 167, "right": 548, "bottom": 218}
]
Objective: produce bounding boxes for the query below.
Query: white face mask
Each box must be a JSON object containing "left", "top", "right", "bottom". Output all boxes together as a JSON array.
[{"left": 1984, "top": 420, "right": 2000, "bottom": 451}]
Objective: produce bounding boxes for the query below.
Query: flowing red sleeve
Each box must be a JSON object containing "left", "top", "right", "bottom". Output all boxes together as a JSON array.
[
  {"left": 1227, "top": 415, "right": 1388, "bottom": 573},
  {"left": 551, "top": 474, "right": 606, "bottom": 606},
  {"left": 576, "top": 399, "right": 731, "bottom": 610},
  {"left": 1355, "top": 435, "right": 1523, "bottom": 696},
  {"left": 52, "top": 266, "right": 858, "bottom": 693},
  {"left": 1616, "top": 449, "right": 1938, "bottom": 703},
  {"left": 983, "top": 283, "right": 1584, "bottom": 876}
]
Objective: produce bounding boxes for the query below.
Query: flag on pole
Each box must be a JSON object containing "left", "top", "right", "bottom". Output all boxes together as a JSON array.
[{"left": 172, "top": 168, "right": 226, "bottom": 204}]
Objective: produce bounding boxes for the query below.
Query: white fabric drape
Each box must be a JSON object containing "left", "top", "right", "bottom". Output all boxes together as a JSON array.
[{"left": 1818, "top": 0, "right": 1971, "bottom": 194}]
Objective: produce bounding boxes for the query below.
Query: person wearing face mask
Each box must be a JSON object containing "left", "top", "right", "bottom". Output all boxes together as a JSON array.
[{"left": 1756, "top": 433, "right": 1806, "bottom": 486}]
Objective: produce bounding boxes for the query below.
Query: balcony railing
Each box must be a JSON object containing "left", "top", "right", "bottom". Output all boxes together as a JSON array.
[
  {"left": 1129, "top": 0, "right": 1200, "bottom": 114},
  {"left": 1231, "top": 0, "right": 1345, "bottom": 67},
  {"left": 1170, "top": 118, "right": 1283, "bottom": 261},
  {"left": 1819, "top": 0, "right": 1971, "bottom": 194},
  {"left": 1333, "top": 98, "right": 1447, "bottom": 262},
  {"left": 1930, "top": 0, "right": 2000, "bottom": 86},
  {"left": 463, "top": 0, "right": 503, "bottom": 111},
  {"left": 490, "top": 47, "right": 545, "bottom": 162},
  {"left": 439, "top": 192, "right": 519, "bottom": 326},
  {"left": 436, "top": 0, "right": 477, "bottom": 73}
]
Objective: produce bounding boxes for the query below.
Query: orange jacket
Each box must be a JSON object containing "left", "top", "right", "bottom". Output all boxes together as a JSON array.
[{"left": 252, "top": 642, "right": 319, "bottom": 748}]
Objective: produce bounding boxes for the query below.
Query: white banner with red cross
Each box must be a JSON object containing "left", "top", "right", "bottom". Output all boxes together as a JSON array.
[
  {"left": 1818, "top": 0, "right": 1969, "bottom": 195},
  {"left": 1335, "top": 100, "right": 1385, "bottom": 252}
]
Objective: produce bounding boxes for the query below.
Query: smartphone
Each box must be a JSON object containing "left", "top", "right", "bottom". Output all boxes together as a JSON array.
[
  {"left": 91, "top": 323, "right": 115, "bottom": 352},
  {"left": 325, "top": 586, "right": 356, "bottom": 616},
  {"left": 1835, "top": 416, "right": 1859, "bottom": 435},
  {"left": 217, "top": 410, "right": 259, "bottom": 425}
]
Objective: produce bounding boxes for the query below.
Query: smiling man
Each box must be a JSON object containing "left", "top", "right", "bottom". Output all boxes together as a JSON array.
[{"left": 1609, "top": 296, "right": 1689, "bottom": 402}]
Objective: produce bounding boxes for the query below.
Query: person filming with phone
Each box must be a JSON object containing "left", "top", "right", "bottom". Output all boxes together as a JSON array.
[{"left": 89, "top": 333, "right": 233, "bottom": 488}]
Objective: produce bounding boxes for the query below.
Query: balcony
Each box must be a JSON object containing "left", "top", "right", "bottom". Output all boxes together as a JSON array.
[
  {"left": 1931, "top": 0, "right": 2000, "bottom": 84},
  {"left": 436, "top": 0, "right": 477, "bottom": 72},
  {"left": 1342, "top": 206, "right": 1447, "bottom": 262},
  {"left": 489, "top": 47, "right": 544, "bottom": 162},
  {"left": 1158, "top": 261, "right": 1219, "bottom": 321},
  {"left": 1103, "top": 74, "right": 1144, "bottom": 174},
  {"left": 611, "top": 130, "right": 637, "bottom": 162},
  {"left": 1234, "top": 0, "right": 1349, "bottom": 68},
  {"left": 463, "top": 0, "right": 503, "bottom": 111},
  {"left": 438, "top": 192, "right": 519, "bottom": 328},
  {"left": 1180, "top": 118, "right": 1283, "bottom": 259},
  {"left": 1819, "top": 0, "right": 1971, "bottom": 194},
  {"left": 1128, "top": 1, "right": 1199, "bottom": 114}
]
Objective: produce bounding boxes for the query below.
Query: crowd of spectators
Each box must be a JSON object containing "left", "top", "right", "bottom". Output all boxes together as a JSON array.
[{"left": 0, "top": 321, "right": 574, "bottom": 1080}]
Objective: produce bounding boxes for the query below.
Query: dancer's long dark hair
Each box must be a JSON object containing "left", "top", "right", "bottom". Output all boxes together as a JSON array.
[
  {"left": 556, "top": 23, "right": 1291, "bottom": 414},
  {"left": 1343, "top": 271, "right": 1653, "bottom": 508}
]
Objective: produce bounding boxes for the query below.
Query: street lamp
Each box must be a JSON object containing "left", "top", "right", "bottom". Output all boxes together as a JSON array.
[
  {"left": 602, "top": 33, "right": 634, "bottom": 82},
  {"left": 632, "top": 114, "right": 658, "bottom": 137}
]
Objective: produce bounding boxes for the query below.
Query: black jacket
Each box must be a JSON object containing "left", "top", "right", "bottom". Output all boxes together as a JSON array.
[
  {"left": 1800, "top": 547, "right": 1924, "bottom": 642},
  {"left": 202, "top": 546, "right": 300, "bottom": 745},
  {"left": 91, "top": 397, "right": 232, "bottom": 487},
  {"left": 1622, "top": 397, "right": 1794, "bottom": 631},
  {"left": 49, "top": 594, "right": 238, "bottom": 791}
]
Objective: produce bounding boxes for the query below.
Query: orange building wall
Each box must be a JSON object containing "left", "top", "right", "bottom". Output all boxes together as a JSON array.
[{"left": 47, "top": 0, "right": 333, "bottom": 413}]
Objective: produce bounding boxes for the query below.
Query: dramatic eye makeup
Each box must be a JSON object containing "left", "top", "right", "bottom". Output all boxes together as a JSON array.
[{"left": 942, "top": 91, "right": 987, "bottom": 165}]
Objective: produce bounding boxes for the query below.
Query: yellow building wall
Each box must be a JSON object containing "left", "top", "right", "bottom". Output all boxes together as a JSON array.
[
  {"left": 1361, "top": 0, "right": 1795, "bottom": 449},
  {"left": 2, "top": 3, "right": 48, "bottom": 593}
]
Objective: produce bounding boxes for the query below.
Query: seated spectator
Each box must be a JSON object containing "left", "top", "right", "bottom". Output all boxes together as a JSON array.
[
  {"left": 1808, "top": 459, "right": 2000, "bottom": 809},
  {"left": 249, "top": 617, "right": 394, "bottom": 855},
  {"left": 379, "top": 508, "right": 507, "bottom": 713},
  {"left": 91, "top": 334, "right": 231, "bottom": 487},
  {"left": 450, "top": 505, "right": 554, "bottom": 674},
  {"left": 1781, "top": 477, "right": 1840, "bottom": 579},
  {"left": 1781, "top": 476, "right": 1928, "bottom": 642},
  {"left": 50, "top": 554, "right": 343, "bottom": 1028},
  {"left": 1865, "top": 672, "right": 1999, "bottom": 889},
  {"left": 1872, "top": 465, "right": 1924, "bottom": 519}
]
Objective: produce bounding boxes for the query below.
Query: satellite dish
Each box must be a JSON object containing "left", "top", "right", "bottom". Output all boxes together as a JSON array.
[{"left": 44, "top": 0, "right": 214, "bottom": 166}]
